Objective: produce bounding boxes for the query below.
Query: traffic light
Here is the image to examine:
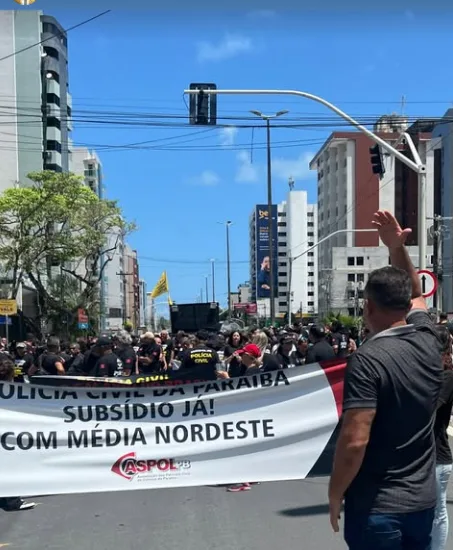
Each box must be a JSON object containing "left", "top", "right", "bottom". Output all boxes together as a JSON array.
[
  {"left": 189, "top": 83, "right": 217, "bottom": 125},
  {"left": 369, "top": 144, "right": 385, "bottom": 178}
]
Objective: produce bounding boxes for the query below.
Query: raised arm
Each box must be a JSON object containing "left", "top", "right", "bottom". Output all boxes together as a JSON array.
[{"left": 372, "top": 210, "right": 426, "bottom": 312}]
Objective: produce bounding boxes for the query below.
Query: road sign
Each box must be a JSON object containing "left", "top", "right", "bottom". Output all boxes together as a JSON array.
[
  {"left": 77, "top": 308, "right": 88, "bottom": 324},
  {"left": 78, "top": 322, "right": 89, "bottom": 330},
  {"left": 0, "top": 300, "right": 17, "bottom": 316},
  {"left": 417, "top": 270, "right": 438, "bottom": 298},
  {"left": 0, "top": 316, "right": 12, "bottom": 326}
]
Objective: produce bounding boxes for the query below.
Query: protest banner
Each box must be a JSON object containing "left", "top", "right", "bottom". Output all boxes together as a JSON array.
[{"left": 0, "top": 359, "right": 345, "bottom": 497}]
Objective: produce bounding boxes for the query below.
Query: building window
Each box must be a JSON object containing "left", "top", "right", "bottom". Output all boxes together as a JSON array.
[
  {"left": 348, "top": 308, "right": 355, "bottom": 316},
  {"left": 356, "top": 256, "right": 364, "bottom": 266},
  {"left": 278, "top": 283, "right": 286, "bottom": 288},
  {"left": 347, "top": 257, "right": 355, "bottom": 266},
  {"left": 278, "top": 292, "right": 286, "bottom": 297},
  {"left": 44, "top": 164, "right": 62, "bottom": 172},
  {"left": 308, "top": 272, "right": 314, "bottom": 277},
  {"left": 46, "top": 93, "right": 60, "bottom": 106},
  {"left": 47, "top": 117, "right": 61, "bottom": 129},
  {"left": 308, "top": 252, "right": 314, "bottom": 257},
  {"left": 358, "top": 289, "right": 364, "bottom": 298},
  {"left": 278, "top": 272, "right": 287, "bottom": 277},
  {"left": 308, "top": 291, "right": 314, "bottom": 297},
  {"left": 348, "top": 290, "right": 355, "bottom": 299},
  {"left": 357, "top": 273, "right": 365, "bottom": 282},
  {"left": 279, "top": 212, "right": 286, "bottom": 217},
  {"left": 47, "top": 140, "right": 61, "bottom": 153},
  {"left": 308, "top": 222, "right": 314, "bottom": 227},
  {"left": 278, "top": 252, "right": 286, "bottom": 257},
  {"left": 277, "top": 222, "right": 286, "bottom": 227},
  {"left": 308, "top": 281, "right": 314, "bottom": 287},
  {"left": 67, "top": 106, "right": 72, "bottom": 117},
  {"left": 308, "top": 301, "right": 314, "bottom": 306},
  {"left": 348, "top": 273, "right": 355, "bottom": 282},
  {"left": 278, "top": 232, "right": 287, "bottom": 237},
  {"left": 308, "top": 242, "right": 314, "bottom": 247},
  {"left": 308, "top": 232, "right": 314, "bottom": 237},
  {"left": 279, "top": 301, "right": 287, "bottom": 307},
  {"left": 46, "top": 71, "right": 60, "bottom": 84},
  {"left": 308, "top": 262, "right": 314, "bottom": 267},
  {"left": 278, "top": 242, "right": 286, "bottom": 247},
  {"left": 43, "top": 46, "right": 59, "bottom": 60},
  {"left": 278, "top": 262, "right": 286, "bottom": 267}
]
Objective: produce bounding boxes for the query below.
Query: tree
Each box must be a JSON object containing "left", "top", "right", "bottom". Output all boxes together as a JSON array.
[{"left": 0, "top": 171, "right": 135, "bottom": 335}]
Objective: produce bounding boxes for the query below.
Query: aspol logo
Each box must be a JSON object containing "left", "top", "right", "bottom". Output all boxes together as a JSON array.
[
  {"left": 14, "top": 0, "right": 37, "bottom": 5},
  {"left": 111, "top": 452, "right": 191, "bottom": 481}
]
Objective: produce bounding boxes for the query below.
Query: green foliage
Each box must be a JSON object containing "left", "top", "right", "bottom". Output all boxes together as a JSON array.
[
  {"left": 0, "top": 171, "right": 135, "bottom": 335},
  {"left": 323, "top": 312, "right": 360, "bottom": 329}
]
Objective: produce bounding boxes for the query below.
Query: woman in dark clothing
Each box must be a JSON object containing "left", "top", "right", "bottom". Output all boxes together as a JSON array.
[
  {"left": 432, "top": 324, "right": 453, "bottom": 550},
  {"left": 223, "top": 330, "right": 246, "bottom": 378}
]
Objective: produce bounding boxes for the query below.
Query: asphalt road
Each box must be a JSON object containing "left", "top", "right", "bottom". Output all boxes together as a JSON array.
[{"left": 0, "top": 476, "right": 452, "bottom": 550}]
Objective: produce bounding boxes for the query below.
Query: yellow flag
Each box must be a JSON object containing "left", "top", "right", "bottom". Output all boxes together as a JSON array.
[{"left": 150, "top": 271, "right": 169, "bottom": 299}]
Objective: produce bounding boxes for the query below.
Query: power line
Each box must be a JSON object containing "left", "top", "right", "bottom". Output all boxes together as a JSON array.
[{"left": 0, "top": 10, "right": 112, "bottom": 63}]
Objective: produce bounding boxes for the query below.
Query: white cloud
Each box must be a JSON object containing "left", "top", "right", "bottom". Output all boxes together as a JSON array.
[
  {"left": 187, "top": 170, "right": 220, "bottom": 186},
  {"left": 235, "top": 150, "right": 259, "bottom": 183},
  {"left": 219, "top": 126, "right": 238, "bottom": 146},
  {"left": 272, "top": 152, "right": 313, "bottom": 181},
  {"left": 197, "top": 34, "right": 253, "bottom": 63},
  {"left": 247, "top": 9, "right": 276, "bottom": 18}
]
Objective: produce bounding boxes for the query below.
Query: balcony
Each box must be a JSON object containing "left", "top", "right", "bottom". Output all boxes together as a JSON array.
[
  {"left": 46, "top": 126, "right": 61, "bottom": 142},
  {"left": 44, "top": 150, "right": 62, "bottom": 168},
  {"left": 47, "top": 78, "right": 60, "bottom": 97}
]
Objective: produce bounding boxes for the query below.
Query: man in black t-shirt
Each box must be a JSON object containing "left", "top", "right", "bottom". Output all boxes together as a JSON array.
[
  {"left": 160, "top": 330, "right": 174, "bottom": 369},
  {"left": 92, "top": 336, "right": 124, "bottom": 377},
  {"left": 329, "top": 210, "right": 442, "bottom": 550},
  {"left": 305, "top": 325, "right": 335, "bottom": 364},
  {"left": 179, "top": 330, "right": 218, "bottom": 380},
  {"left": 36, "top": 337, "right": 65, "bottom": 376},
  {"left": 138, "top": 332, "right": 162, "bottom": 374},
  {"left": 114, "top": 330, "right": 136, "bottom": 376},
  {"left": 12, "top": 342, "right": 34, "bottom": 382}
]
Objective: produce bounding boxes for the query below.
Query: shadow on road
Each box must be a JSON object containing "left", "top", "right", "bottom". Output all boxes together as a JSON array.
[{"left": 278, "top": 503, "right": 330, "bottom": 517}]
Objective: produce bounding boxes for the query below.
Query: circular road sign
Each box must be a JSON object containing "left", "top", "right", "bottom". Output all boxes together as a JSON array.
[{"left": 417, "top": 270, "right": 438, "bottom": 298}]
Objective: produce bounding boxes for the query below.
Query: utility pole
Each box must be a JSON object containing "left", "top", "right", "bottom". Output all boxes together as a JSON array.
[
  {"left": 117, "top": 271, "right": 135, "bottom": 326},
  {"left": 211, "top": 259, "right": 216, "bottom": 302},
  {"left": 205, "top": 275, "right": 209, "bottom": 303},
  {"left": 226, "top": 222, "right": 232, "bottom": 319}
]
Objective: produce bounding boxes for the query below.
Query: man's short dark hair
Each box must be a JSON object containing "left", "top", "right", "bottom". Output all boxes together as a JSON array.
[
  {"left": 196, "top": 330, "right": 209, "bottom": 342},
  {"left": 47, "top": 336, "right": 60, "bottom": 351},
  {"left": 365, "top": 266, "right": 412, "bottom": 312}
]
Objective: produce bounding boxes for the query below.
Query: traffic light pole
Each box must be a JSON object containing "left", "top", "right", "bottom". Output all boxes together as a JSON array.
[{"left": 184, "top": 88, "right": 427, "bottom": 270}]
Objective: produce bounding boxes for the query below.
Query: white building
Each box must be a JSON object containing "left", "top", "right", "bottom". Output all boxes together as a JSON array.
[
  {"left": 249, "top": 188, "right": 318, "bottom": 320},
  {"left": 103, "top": 229, "right": 124, "bottom": 332},
  {"left": 310, "top": 122, "right": 435, "bottom": 316}
]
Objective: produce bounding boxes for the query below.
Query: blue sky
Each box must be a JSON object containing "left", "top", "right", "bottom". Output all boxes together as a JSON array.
[{"left": 9, "top": 5, "right": 453, "bottom": 311}]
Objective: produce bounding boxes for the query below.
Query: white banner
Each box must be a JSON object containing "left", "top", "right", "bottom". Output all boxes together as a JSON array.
[{"left": 0, "top": 362, "right": 344, "bottom": 497}]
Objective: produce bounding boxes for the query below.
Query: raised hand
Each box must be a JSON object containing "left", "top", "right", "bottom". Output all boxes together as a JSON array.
[{"left": 372, "top": 210, "right": 412, "bottom": 249}]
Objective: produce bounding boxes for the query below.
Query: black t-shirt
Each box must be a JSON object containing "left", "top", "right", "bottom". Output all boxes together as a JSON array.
[
  {"left": 331, "top": 332, "right": 349, "bottom": 358},
  {"left": 290, "top": 349, "right": 306, "bottom": 366},
  {"left": 38, "top": 353, "right": 64, "bottom": 376},
  {"left": 305, "top": 340, "right": 335, "bottom": 364},
  {"left": 138, "top": 343, "right": 162, "bottom": 374},
  {"left": 180, "top": 344, "right": 218, "bottom": 380},
  {"left": 161, "top": 339, "right": 174, "bottom": 366},
  {"left": 93, "top": 352, "right": 124, "bottom": 377},
  {"left": 434, "top": 369, "right": 453, "bottom": 465},
  {"left": 115, "top": 346, "right": 136, "bottom": 375},
  {"left": 343, "top": 309, "right": 442, "bottom": 514},
  {"left": 224, "top": 344, "right": 242, "bottom": 377},
  {"left": 82, "top": 350, "right": 100, "bottom": 376},
  {"left": 66, "top": 354, "right": 85, "bottom": 375},
  {"left": 261, "top": 353, "right": 280, "bottom": 372},
  {"left": 13, "top": 353, "right": 34, "bottom": 381}
]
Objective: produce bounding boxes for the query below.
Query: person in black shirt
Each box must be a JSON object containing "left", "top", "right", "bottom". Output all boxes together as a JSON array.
[
  {"left": 92, "top": 336, "right": 124, "bottom": 377},
  {"left": 224, "top": 330, "right": 246, "bottom": 377},
  {"left": 12, "top": 342, "right": 34, "bottom": 382},
  {"left": 114, "top": 330, "right": 136, "bottom": 376},
  {"left": 66, "top": 343, "right": 85, "bottom": 375},
  {"left": 291, "top": 332, "right": 309, "bottom": 366},
  {"left": 138, "top": 332, "right": 162, "bottom": 374},
  {"left": 34, "top": 337, "right": 65, "bottom": 376},
  {"left": 179, "top": 330, "right": 218, "bottom": 380},
  {"left": 432, "top": 324, "right": 453, "bottom": 550},
  {"left": 274, "top": 334, "right": 298, "bottom": 369},
  {"left": 329, "top": 210, "right": 442, "bottom": 550},
  {"left": 160, "top": 330, "right": 174, "bottom": 369},
  {"left": 305, "top": 325, "right": 335, "bottom": 364}
]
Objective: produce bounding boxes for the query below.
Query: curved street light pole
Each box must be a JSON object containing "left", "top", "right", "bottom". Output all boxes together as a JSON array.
[{"left": 185, "top": 88, "right": 427, "bottom": 271}]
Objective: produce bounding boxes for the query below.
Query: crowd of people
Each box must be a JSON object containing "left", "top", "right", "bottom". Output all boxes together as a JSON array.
[{"left": 0, "top": 210, "right": 452, "bottom": 550}]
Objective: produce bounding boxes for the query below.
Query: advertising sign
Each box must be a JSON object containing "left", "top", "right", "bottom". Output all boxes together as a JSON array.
[
  {"left": 255, "top": 205, "right": 278, "bottom": 299},
  {"left": 0, "top": 300, "right": 17, "bottom": 316}
]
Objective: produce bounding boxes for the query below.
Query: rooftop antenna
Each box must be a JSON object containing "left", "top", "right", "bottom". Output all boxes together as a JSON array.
[
  {"left": 401, "top": 94, "right": 406, "bottom": 116},
  {"left": 288, "top": 176, "right": 295, "bottom": 190}
]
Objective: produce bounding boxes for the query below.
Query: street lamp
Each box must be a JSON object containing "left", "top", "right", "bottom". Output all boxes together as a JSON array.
[
  {"left": 249, "top": 109, "right": 289, "bottom": 325},
  {"left": 210, "top": 258, "right": 216, "bottom": 302},
  {"left": 218, "top": 221, "right": 233, "bottom": 319}
]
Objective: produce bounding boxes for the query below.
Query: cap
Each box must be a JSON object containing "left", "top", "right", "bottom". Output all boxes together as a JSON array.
[
  {"left": 237, "top": 343, "right": 261, "bottom": 358},
  {"left": 309, "top": 325, "right": 326, "bottom": 339},
  {"left": 16, "top": 342, "right": 26, "bottom": 349},
  {"left": 95, "top": 336, "right": 112, "bottom": 347},
  {"left": 298, "top": 331, "right": 309, "bottom": 342}
]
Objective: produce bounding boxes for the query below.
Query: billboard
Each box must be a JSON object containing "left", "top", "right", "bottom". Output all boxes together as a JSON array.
[{"left": 255, "top": 205, "right": 278, "bottom": 299}]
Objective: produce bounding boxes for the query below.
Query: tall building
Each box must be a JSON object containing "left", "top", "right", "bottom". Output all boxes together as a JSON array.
[
  {"left": 123, "top": 245, "right": 140, "bottom": 330},
  {"left": 310, "top": 120, "right": 435, "bottom": 316},
  {"left": 249, "top": 188, "right": 318, "bottom": 320},
  {"left": 71, "top": 148, "right": 103, "bottom": 197},
  {"left": 0, "top": 11, "right": 72, "bottom": 188},
  {"left": 102, "top": 228, "right": 124, "bottom": 332}
]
